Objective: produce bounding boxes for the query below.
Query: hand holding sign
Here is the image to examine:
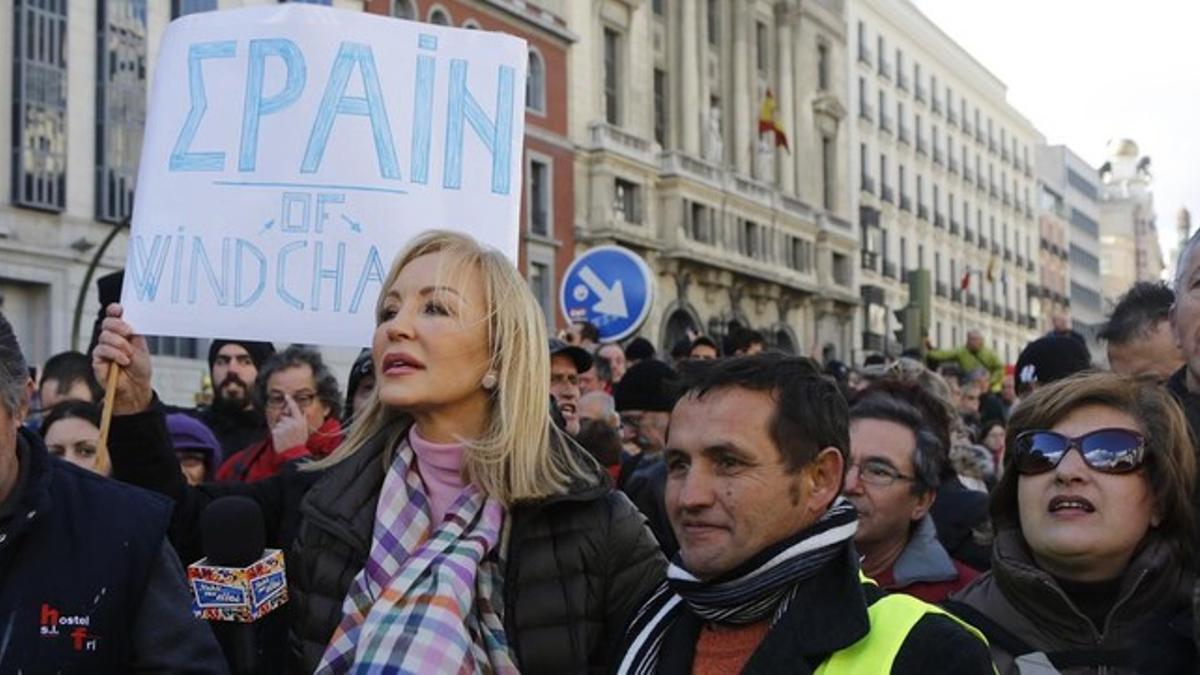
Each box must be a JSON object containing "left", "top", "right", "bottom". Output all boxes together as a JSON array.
[{"left": 122, "top": 5, "right": 527, "bottom": 347}]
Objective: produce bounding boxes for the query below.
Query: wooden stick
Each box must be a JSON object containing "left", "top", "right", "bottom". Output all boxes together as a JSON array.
[{"left": 96, "top": 364, "right": 120, "bottom": 474}]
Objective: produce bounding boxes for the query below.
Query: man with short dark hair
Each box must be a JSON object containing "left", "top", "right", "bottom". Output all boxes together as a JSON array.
[
  {"left": 1101, "top": 281, "right": 1183, "bottom": 381},
  {"left": 725, "top": 327, "right": 765, "bottom": 356},
  {"left": 616, "top": 354, "right": 992, "bottom": 674},
  {"left": 846, "top": 394, "right": 978, "bottom": 603},
  {"left": 597, "top": 342, "right": 627, "bottom": 383},
  {"left": 688, "top": 336, "right": 720, "bottom": 360},
  {"left": 38, "top": 351, "right": 102, "bottom": 409},
  {"left": 0, "top": 312, "right": 223, "bottom": 672},
  {"left": 201, "top": 339, "right": 276, "bottom": 460},
  {"left": 565, "top": 320, "right": 600, "bottom": 350}
]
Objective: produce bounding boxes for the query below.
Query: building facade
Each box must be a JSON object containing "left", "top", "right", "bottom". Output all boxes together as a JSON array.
[
  {"left": 1098, "top": 139, "right": 1163, "bottom": 304},
  {"left": 563, "top": 0, "right": 859, "bottom": 358},
  {"left": 2, "top": 0, "right": 573, "bottom": 405},
  {"left": 848, "top": 0, "right": 1042, "bottom": 364},
  {"left": 1035, "top": 144, "right": 1104, "bottom": 354}
]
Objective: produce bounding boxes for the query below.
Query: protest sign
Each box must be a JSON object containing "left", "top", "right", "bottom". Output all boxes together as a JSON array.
[{"left": 121, "top": 5, "right": 527, "bottom": 345}]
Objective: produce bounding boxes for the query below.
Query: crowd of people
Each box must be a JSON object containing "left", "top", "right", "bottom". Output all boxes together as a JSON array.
[{"left": 2, "top": 228, "right": 1200, "bottom": 672}]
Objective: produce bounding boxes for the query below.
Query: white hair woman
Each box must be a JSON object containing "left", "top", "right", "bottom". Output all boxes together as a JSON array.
[{"left": 95, "top": 231, "right": 666, "bottom": 673}]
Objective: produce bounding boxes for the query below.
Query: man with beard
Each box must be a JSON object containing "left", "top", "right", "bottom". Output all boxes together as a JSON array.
[{"left": 200, "top": 339, "right": 275, "bottom": 462}]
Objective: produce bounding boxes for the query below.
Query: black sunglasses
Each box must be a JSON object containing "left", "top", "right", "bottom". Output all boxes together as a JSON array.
[{"left": 1012, "top": 428, "right": 1147, "bottom": 475}]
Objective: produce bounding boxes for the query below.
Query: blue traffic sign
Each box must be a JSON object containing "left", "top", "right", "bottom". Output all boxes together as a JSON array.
[{"left": 559, "top": 245, "right": 655, "bottom": 342}]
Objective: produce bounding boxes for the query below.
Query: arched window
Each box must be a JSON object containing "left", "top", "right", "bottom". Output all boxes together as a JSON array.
[
  {"left": 526, "top": 49, "right": 546, "bottom": 113},
  {"left": 428, "top": 6, "right": 451, "bottom": 25},
  {"left": 392, "top": 0, "right": 415, "bottom": 20},
  {"left": 462, "top": 19, "right": 481, "bottom": 30}
]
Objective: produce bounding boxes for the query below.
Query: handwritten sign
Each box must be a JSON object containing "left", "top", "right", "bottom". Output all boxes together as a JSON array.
[{"left": 122, "top": 5, "right": 526, "bottom": 345}]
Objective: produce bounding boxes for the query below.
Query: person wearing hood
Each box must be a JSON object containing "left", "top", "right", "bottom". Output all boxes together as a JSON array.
[
  {"left": 947, "top": 372, "right": 1197, "bottom": 673},
  {"left": 166, "top": 413, "right": 221, "bottom": 486}
]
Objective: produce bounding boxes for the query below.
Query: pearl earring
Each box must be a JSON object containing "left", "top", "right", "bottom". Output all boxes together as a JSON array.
[{"left": 481, "top": 371, "right": 498, "bottom": 390}]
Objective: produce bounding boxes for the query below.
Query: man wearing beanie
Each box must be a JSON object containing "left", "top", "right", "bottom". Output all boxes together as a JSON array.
[
  {"left": 1013, "top": 334, "right": 1092, "bottom": 396},
  {"left": 614, "top": 359, "right": 680, "bottom": 557},
  {"left": 0, "top": 312, "right": 223, "bottom": 671},
  {"left": 200, "top": 338, "right": 276, "bottom": 460}
]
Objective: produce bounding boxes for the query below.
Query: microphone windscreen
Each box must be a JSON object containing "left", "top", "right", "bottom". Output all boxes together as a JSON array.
[{"left": 200, "top": 496, "right": 266, "bottom": 567}]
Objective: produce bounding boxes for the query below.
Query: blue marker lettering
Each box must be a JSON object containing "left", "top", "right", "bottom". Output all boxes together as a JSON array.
[
  {"left": 188, "top": 236, "right": 231, "bottom": 305},
  {"left": 349, "top": 245, "right": 385, "bottom": 314},
  {"left": 239, "top": 39, "right": 306, "bottom": 172},
  {"left": 443, "top": 60, "right": 515, "bottom": 194},
  {"left": 410, "top": 34, "right": 437, "bottom": 185},
  {"left": 301, "top": 42, "right": 400, "bottom": 180},
  {"left": 276, "top": 241, "right": 306, "bottom": 310},
  {"left": 310, "top": 241, "right": 346, "bottom": 312},
  {"left": 170, "top": 41, "right": 236, "bottom": 172},
  {"left": 234, "top": 239, "right": 266, "bottom": 307}
]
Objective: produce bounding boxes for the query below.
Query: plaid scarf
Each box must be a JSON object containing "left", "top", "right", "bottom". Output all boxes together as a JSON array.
[
  {"left": 317, "top": 442, "right": 517, "bottom": 674},
  {"left": 615, "top": 497, "right": 858, "bottom": 675}
]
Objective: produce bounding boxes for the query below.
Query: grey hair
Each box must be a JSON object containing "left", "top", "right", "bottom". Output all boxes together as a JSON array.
[
  {"left": 0, "top": 312, "right": 30, "bottom": 415},
  {"left": 849, "top": 393, "right": 945, "bottom": 495},
  {"left": 579, "top": 390, "right": 619, "bottom": 427},
  {"left": 1174, "top": 229, "right": 1200, "bottom": 295},
  {"left": 252, "top": 344, "right": 342, "bottom": 420}
]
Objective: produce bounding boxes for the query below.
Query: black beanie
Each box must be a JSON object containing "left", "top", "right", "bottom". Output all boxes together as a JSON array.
[
  {"left": 1015, "top": 335, "right": 1091, "bottom": 390},
  {"left": 614, "top": 359, "right": 679, "bottom": 412},
  {"left": 207, "top": 339, "right": 277, "bottom": 372}
]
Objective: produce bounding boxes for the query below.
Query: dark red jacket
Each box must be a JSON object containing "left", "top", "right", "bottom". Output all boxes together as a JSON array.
[{"left": 216, "top": 417, "right": 342, "bottom": 483}]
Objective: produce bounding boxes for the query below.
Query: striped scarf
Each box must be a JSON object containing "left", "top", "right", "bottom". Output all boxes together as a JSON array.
[
  {"left": 616, "top": 497, "right": 858, "bottom": 675},
  {"left": 317, "top": 442, "right": 517, "bottom": 674}
]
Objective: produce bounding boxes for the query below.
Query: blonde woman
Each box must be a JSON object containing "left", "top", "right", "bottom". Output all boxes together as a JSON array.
[{"left": 95, "top": 231, "right": 666, "bottom": 673}]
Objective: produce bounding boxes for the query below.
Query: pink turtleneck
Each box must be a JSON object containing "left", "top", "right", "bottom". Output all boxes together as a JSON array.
[{"left": 408, "top": 427, "right": 468, "bottom": 524}]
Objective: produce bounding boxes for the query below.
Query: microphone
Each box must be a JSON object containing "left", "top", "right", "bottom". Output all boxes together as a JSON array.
[{"left": 189, "top": 496, "right": 288, "bottom": 675}]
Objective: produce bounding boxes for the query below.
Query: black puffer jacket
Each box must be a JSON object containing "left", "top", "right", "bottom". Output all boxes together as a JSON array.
[
  {"left": 289, "top": 420, "right": 666, "bottom": 672},
  {"left": 110, "top": 406, "right": 666, "bottom": 674}
]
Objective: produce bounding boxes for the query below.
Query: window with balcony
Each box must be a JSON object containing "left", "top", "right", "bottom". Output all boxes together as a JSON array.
[
  {"left": 527, "top": 158, "right": 550, "bottom": 236},
  {"left": 603, "top": 28, "right": 621, "bottom": 125},
  {"left": 687, "top": 200, "right": 715, "bottom": 244},
  {"left": 858, "top": 77, "right": 871, "bottom": 120},
  {"left": 787, "top": 237, "right": 813, "bottom": 273},
  {"left": 173, "top": 0, "right": 216, "bottom": 15},
  {"left": 97, "top": 0, "right": 148, "bottom": 224},
  {"left": 857, "top": 21, "right": 869, "bottom": 63},
  {"left": 833, "top": 252, "right": 852, "bottom": 286},
  {"left": 876, "top": 35, "right": 889, "bottom": 77},
  {"left": 707, "top": 0, "right": 719, "bottom": 45},
  {"left": 653, "top": 68, "right": 668, "bottom": 145},
  {"left": 895, "top": 48, "right": 906, "bottom": 89},
  {"left": 14, "top": 0, "right": 69, "bottom": 212},
  {"left": 614, "top": 178, "right": 641, "bottom": 224},
  {"left": 146, "top": 336, "right": 200, "bottom": 359},
  {"left": 756, "top": 21, "right": 769, "bottom": 73},
  {"left": 528, "top": 261, "right": 553, "bottom": 328},
  {"left": 526, "top": 49, "right": 546, "bottom": 113},
  {"left": 817, "top": 43, "right": 829, "bottom": 90},
  {"left": 740, "top": 219, "right": 761, "bottom": 259},
  {"left": 822, "top": 136, "right": 836, "bottom": 211}
]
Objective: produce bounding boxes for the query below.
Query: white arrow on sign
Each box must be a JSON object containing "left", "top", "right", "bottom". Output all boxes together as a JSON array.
[{"left": 578, "top": 266, "right": 629, "bottom": 318}]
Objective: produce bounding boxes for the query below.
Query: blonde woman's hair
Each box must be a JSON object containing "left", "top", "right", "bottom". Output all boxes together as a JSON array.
[{"left": 309, "top": 230, "right": 593, "bottom": 505}]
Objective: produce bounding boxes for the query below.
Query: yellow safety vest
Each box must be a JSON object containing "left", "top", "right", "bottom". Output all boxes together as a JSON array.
[{"left": 813, "top": 576, "right": 994, "bottom": 675}]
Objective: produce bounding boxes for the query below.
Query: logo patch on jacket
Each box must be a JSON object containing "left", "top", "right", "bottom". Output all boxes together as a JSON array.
[{"left": 39, "top": 603, "right": 101, "bottom": 651}]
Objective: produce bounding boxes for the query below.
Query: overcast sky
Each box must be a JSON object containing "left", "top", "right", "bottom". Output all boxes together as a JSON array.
[{"left": 912, "top": 0, "right": 1200, "bottom": 269}]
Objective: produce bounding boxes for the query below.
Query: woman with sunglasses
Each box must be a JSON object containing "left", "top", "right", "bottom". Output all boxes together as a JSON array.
[{"left": 946, "top": 372, "right": 1196, "bottom": 673}]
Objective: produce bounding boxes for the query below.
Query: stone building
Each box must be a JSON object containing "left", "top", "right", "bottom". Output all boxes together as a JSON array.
[
  {"left": 848, "top": 0, "right": 1042, "bottom": 363},
  {"left": 1098, "top": 138, "right": 1163, "bottom": 304},
  {"left": 563, "top": 0, "right": 859, "bottom": 357}
]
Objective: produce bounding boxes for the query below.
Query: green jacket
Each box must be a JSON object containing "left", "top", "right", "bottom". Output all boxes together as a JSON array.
[{"left": 928, "top": 345, "right": 1004, "bottom": 391}]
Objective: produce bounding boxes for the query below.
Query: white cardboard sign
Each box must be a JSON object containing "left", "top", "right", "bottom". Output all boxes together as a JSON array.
[{"left": 122, "top": 5, "right": 526, "bottom": 346}]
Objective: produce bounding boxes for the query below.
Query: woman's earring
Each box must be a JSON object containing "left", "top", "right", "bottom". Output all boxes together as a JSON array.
[{"left": 481, "top": 371, "right": 498, "bottom": 390}]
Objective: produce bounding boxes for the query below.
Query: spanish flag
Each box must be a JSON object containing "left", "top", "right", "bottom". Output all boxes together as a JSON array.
[{"left": 758, "top": 89, "right": 790, "bottom": 152}]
